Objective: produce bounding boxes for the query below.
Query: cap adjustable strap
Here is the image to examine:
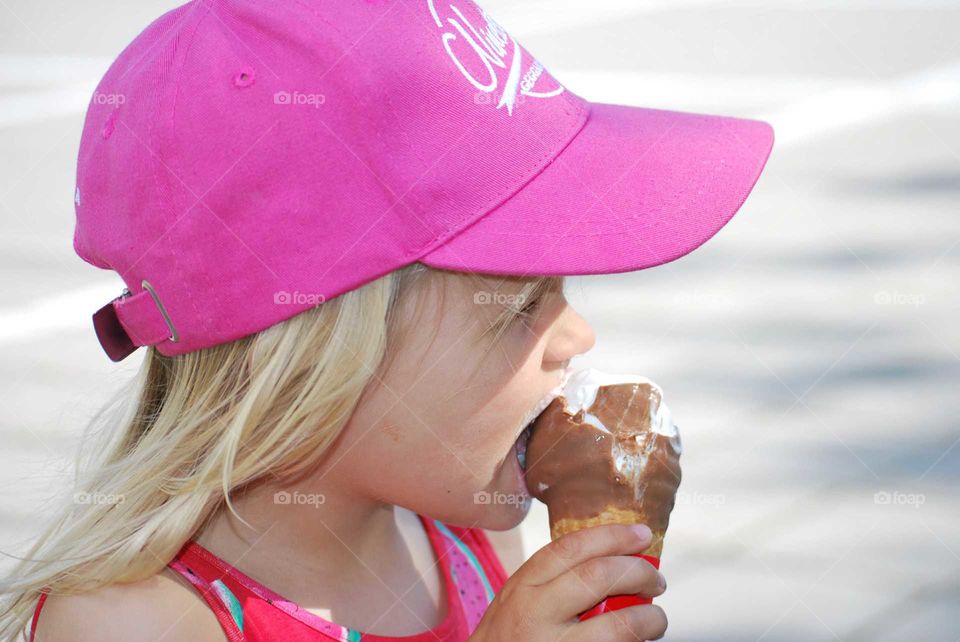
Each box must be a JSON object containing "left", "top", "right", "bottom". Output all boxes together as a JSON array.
[{"left": 92, "top": 280, "right": 178, "bottom": 361}]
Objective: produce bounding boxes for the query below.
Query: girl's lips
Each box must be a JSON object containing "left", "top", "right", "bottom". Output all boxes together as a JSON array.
[
  {"left": 511, "top": 437, "right": 531, "bottom": 498},
  {"left": 511, "top": 366, "right": 574, "bottom": 442},
  {"left": 504, "top": 365, "right": 575, "bottom": 476},
  {"left": 515, "top": 422, "right": 531, "bottom": 470}
]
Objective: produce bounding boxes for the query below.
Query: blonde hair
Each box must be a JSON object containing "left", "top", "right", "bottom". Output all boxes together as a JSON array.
[{"left": 0, "top": 262, "right": 563, "bottom": 640}]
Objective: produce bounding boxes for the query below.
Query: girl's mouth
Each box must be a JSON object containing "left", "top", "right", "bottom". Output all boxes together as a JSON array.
[
  {"left": 514, "top": 421, "right": 534, "bottom": 471},
  {"left": 509, "top": 365, "right": 573, "bottom": 474}
]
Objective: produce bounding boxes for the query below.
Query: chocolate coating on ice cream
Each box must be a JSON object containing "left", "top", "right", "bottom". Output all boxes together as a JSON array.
[{"left": 524, "top": 369, "right": 682, "bottom": 536}]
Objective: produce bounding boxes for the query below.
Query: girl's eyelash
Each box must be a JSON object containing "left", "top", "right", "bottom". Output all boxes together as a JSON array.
[
  {"left": 517, "top": 283, "right": 566, "bottom": 320},
  {"left": 515, "top": 296, "right": 542, "bottom": 319}
]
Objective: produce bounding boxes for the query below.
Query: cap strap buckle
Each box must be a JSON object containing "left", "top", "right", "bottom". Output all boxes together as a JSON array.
[
  {"left": 92, "top": 280, "right": 179, "bottom": 361},
  {"left": 140, "top": 280, "right": 179, "bottom": 343}
]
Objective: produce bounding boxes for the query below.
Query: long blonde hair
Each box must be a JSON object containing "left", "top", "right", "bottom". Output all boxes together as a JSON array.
[{"left": 0, "top": 262, "right": 562, "bottom": 640}]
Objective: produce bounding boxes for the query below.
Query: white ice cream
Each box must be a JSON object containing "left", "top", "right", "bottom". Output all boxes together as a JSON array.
[{"left": 557, "top": 367, "right": 682, "bottom": 455}]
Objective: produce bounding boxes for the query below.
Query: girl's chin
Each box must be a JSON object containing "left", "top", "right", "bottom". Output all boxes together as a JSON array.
[{"left": 480, "top": 503, "right": 531, "bottom": 531}]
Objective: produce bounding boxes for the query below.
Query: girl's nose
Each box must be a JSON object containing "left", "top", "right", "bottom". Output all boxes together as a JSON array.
[{"left": 545, "top": 306, "right": 596, "bottom": 364}]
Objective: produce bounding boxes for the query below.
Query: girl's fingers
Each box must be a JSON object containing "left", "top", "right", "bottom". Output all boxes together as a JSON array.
[
  {"left": 567, "top": 604, "right": 669, "bottom": 642},
  {"left": 540, "top": 554, "right": 665, "bottom": 620},
  {"left": 518, "top": 523, "right": 654, "bottom": 586}
]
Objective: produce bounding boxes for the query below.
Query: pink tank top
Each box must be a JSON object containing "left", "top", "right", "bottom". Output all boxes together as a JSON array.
[{"left": 30, "top": 515, "right": 507, "bottom": 642}]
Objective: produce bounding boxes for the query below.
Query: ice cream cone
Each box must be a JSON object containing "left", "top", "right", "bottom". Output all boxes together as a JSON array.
[
  {"left": 549, "top": 508, "right": 666, "bottom": 557},
  {"left": 522, "top": 368, "right": 682, "bottom": 621}
]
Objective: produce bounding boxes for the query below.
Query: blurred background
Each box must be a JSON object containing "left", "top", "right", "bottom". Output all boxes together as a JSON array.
[{"left": 1, "top": 0, "right": 958, "bottom": 640}]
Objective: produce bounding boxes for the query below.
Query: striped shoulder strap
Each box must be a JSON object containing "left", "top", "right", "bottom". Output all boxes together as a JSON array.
[{"left": 168, "top": 548, "right": 247, "bottom": 642}]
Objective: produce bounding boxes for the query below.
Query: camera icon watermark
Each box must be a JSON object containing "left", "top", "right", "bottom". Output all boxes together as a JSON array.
[
  {"left": 473, "top": 91, "right": 527, "bottom": 107},
  {"left": 74, "top": 491, "right": 125, "bottom": 505},
  {"left": 274, "top": 90, "right": 326, "bottom": 108},
  {"left": 675, "top": 490, "right": 726, "bottom": 507},
  {"left": 873, "top": 290, "right": 925, "bottom": 307},
  {"left": 671, "top": 291, "right": 732, "bottom": 308},
  {"left": 274, "top": 490, "right": 326, "bottom": 507},
  {"left": 473, "top": 291, "right": 527, "bottom": 307},
  {"left": 873, "top": 490, "right": 925, "bottom": 508},
  {"left": 473, "top": 490, "right": 530, "bottom": 508},
  {"left": 274, "top": 290, "right": 326, "bottom": 306}
]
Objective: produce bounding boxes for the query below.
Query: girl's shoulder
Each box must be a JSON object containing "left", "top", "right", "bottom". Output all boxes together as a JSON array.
[
  {"left": 32, "top": 568, "right": 227, "bottom": 642},
  {"left": 32, "top": 518, "right": 513, "bottom": 642}
]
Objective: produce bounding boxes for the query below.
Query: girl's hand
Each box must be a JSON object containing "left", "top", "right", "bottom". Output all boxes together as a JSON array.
[{"left": 470, "top": 523, "right": 668, "bottom": 641}]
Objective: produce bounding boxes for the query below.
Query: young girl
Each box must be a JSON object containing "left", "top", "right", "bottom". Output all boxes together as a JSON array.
[{"left": 0, "top": 1, "right": 774, "bottom": 640}]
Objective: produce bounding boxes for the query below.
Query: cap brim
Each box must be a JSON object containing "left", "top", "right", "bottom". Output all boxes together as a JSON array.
[{"left": 420, "top": 101, "right": 774, "bottom": 277}]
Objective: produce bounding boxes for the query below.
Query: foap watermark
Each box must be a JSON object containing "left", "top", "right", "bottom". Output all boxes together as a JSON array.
[
  {"left": 874, "top": 290, "right": 925, "bottom": 307},
  {"left": 473, "top": 290, "right": 527, "bottom": 307},
  {"left": 274, "top": 90, "right": 326, "bottom": 108},
  {"left": 671, "top": 290, "right": 733, "bottom": 308},
  {"left": 473, "top": 91, "right": 528, "bottom": 108},
  {"left": 74, "top": 491, "right": 125, "bottom": 505},
  {"left": 874, "top": 490, "right": 925, "bottom": 508},
  {"left": 274, "top": 491, "right": 326, "bottom": 507},
  {"left": 92, "top": 92, "right": 126, "bottom": 106},
  {"left": 274, "top": 290, "right": 326, "bottom": 306},
  {"left": 474, "top": 490, "right": 530, "bottom": 508},
  {"left": 675, "top": 490, "right": 726, "bottom": 507}
]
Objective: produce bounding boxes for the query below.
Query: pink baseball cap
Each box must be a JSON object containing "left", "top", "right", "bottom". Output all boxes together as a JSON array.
[{"left": 76, "top": 0, "right": 775, "bottom": 361}]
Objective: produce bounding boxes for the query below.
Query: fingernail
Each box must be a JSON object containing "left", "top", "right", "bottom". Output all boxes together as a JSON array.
[{"left": 631, "top": 524, "right": 652, "bottom": 540}]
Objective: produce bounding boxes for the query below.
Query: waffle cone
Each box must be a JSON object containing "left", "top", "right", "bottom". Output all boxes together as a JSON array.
[{"left": 549, "top": 507, "right": 666, "bottom": 557}]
